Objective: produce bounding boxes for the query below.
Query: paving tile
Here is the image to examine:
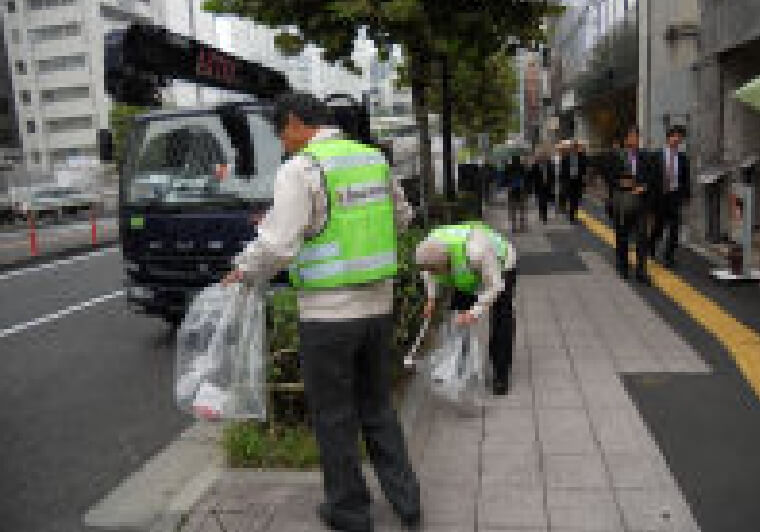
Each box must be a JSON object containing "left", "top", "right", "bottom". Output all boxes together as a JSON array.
[
  {"left": 537, "top": 409, "right": 596, "bottom": 454},
  {"left": 573, "top": 360, "right": 618, "bottom": 384},
  {"left": 614, "top": 356, "right": 665, "bottom": 374},
  {"left": 484, "top": 383, "right": 534, "bottom": 410},
  {"left": 180, "top": 505, "right": 223, "bottom": 532},
  {"left": 484, "top": 410, "right": 537, "bottom": 445},
  {"left": 581, "top": 381, "right": 635, "bottom": 409},
  {"left": 481, "top": 444, "right": 542, "bottom": 486},
  {"left": 605, "top": 452, "right": 676, "bottom": 489},
  {"left": 616, "top": 488, "right": 700, "bottom": 532},
  {"left": 419, "top": 484, "right": 476, "bottom": 526},
  {"left": 477, "top": 487, "right": 547, "bottom": 529},
  {"left": 546, "top": 489, "right": 623, "bottom": 531},
  {"left": 660, "top": 355, "right": 711, "bottom": 374},
  {"left": 607, "top": 344, "right": 652, "bottom": 359},
  {"left": 534, "top": 385, "right": 585, "bottom": 409},
  {"left": 589, "top": 408, "right": 658, "bottom": 455},
  {"left": 544, "top": 453, "right": 608, "bottom": 489},
  {"left": 532, "top": 372, "right": 579, "bottom": 391}
]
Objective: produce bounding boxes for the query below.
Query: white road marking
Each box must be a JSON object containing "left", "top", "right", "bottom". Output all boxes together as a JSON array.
[
  {"left": 0, "top": 289, "right": 125, "bottom": 339},
  {"left": 0, "top": 246, "right": 119, "bottom": 282}
]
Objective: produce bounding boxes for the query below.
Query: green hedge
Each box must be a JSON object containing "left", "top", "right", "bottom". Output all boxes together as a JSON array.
[{"left": 222, "top": 227, "right": 428, "bottom": 468}]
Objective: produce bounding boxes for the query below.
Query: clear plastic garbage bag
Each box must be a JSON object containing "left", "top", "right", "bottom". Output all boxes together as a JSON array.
[
  {"left": 426, "top": 313, "right": 487, "bottom": 411},
  {"left": 175, "top": 283, "right": 267, "bottom": 421}
]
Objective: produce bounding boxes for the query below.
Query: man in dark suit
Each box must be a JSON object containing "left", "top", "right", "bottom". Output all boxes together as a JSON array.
[
  {"left": 603, "top": 139, "right": 623, "bottom": 220},
  {"left": 650, "top": 126, "right": 691, "bottom": 268},
  {"left": 531, "top": 149, "right": 554, "bottom": 224},
  {"left": 562, "top": 140, "right": 587, "bottom": 223},
  {"left": 612, "top": 125, "right": 652, "bottom": 283}
]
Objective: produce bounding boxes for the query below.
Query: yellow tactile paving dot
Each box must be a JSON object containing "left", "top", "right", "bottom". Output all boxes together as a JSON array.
[{"left": 578, "top": 209, "right": 760, "bottom": 399}]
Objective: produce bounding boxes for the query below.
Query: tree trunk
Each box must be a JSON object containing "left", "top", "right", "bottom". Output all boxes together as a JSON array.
[{"left": 410, "top": 53, "right": 433, "bottom": 227}]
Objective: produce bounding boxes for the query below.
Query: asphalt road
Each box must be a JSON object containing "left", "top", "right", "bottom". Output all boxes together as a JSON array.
[{"left": 0, "top": 248, "right": 191, "bottom": 532}]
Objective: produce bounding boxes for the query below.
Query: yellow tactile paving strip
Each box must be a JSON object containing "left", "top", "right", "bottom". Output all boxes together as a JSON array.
[{"left": 578, "top": 209, "right": 760, "bottom": 399}]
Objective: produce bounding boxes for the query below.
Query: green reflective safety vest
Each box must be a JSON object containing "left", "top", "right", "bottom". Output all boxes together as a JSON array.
[
  {"left": 289, "top": 138, "right": 398, "bottom": 290},
  {"left": 429, "top": 222, "right": 509, "bottom": 294}
]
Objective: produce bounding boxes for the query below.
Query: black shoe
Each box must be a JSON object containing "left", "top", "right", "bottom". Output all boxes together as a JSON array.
[
  {"left": 493, "top": 380, "right": 508, "bottom": 395},
  {"left": 318, "top": 503, "right": 373, "bottom": 532},
  {"left": 397, "top": 510, "right": 422, "bottom": 530},
  {"left": 664, "top": 256, "right": 675, "bottom": 269},
  {"left": 635, "top": 270, "right": 650, "bottom": 285},
  {"left": 617, "top": 264, "right": 629, "bottom": 279}
]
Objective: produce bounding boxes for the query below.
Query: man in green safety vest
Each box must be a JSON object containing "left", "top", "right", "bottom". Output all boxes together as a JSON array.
[
  {"left": 223, "top": 93, "right": 420, "bottom": 532},
  {"left": 415, "top": 222, "right": 517, "bottom": 395}
]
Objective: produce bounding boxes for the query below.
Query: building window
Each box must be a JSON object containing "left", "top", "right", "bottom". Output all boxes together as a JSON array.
[
  {"left": 27, "top": 0, "right": 75, "bottom": 9},
  {"left": 21, "top": 90, "right": 32, "bottom": 105},
  {"left": 40, "top": 85, "right": 90, "bottom": 104},
  {"left": 36, "top": 54, "right": 86, "bottom": 74},
  {"left": 28, "top": 22, "right": 81, "bottom": 44},
  {"left": 11, "top": 29, "right": 20, "bottom": 44},
  {"left": 27, "top": 120, "right": 36, "bottom": 133},
  {"left": 45, "top": 115, "right": 93, "bottom": 133},
  {"left": 7, "top": 1, "right": 16, "bottom": 13},
  {"left": 15, "top": 60, "right": 26, "bottom": 74},
  {"left": 31, "top": 150, "right": 41, "bottom": 164}
]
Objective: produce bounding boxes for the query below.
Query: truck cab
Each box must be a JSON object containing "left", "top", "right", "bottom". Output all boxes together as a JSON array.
[{"left": 118, "top": 102, "right": 283, "bottom": 324}]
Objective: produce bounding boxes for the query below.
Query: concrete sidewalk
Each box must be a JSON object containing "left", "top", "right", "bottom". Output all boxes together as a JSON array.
[{"left": 174, "top": 203, "right": 705, "bottom": 532}]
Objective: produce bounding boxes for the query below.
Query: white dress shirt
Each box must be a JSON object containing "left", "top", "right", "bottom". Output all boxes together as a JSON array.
[{"left": 664, "top": 146, "right": 679, "bottom": 192}]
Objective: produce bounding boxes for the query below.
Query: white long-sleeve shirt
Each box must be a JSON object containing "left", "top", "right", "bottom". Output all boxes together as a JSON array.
[
  {"left": 421, "top": 228, "right": 516, "bottom": 318},
  {"left": 234, "top": 127, "right": 414, "bottom": 321}
]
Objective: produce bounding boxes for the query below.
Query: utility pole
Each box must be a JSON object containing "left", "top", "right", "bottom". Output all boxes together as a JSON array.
[
  {"left": 441, "top": 54, "right": 455, "bottom": 201},
  {"left": 188, "top": 0, "right": 202, "bottom": 106}
]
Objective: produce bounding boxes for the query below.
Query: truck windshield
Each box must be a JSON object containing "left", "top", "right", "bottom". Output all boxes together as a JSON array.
[{"left": 122, "top": 112, "right": 281, "bottom": 206}]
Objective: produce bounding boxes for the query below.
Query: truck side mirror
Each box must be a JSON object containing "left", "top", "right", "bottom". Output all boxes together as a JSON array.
[{"left": 98, "top": 129, "right": 114, "bottom": 162}]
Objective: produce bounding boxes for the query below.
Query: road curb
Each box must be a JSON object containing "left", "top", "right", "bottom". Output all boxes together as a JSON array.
[
  {"left": 85, "top": 360, "right": 436, "bottom": 532},
  {"left": 0, "top": 239, "right": 119, "bottom": 274}
]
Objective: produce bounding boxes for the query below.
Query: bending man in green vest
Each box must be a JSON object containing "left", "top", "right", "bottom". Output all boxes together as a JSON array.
[
  {"left": 415, "top": 222, "right": 517, "bottom": 395},
  {"left": 223, "top": 93, "right": 420, "bottom": 532}
]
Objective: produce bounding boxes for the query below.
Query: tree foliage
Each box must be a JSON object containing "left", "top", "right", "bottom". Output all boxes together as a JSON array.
[
  {"left": 398, "top": 49, "right": 520, "bottom": 146},
  {"left": 109, "top": 103, "right": 147, "bottom": 167},
  {"left": 202, "top": 0, "right": 562, "bottom": 197}
]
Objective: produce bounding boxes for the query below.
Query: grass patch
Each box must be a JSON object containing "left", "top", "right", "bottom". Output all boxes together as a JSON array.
[
  {"left": 223, "top": 422, "right": 320, "bottom": 469},
  {"left": 223, "top": 421, "right": 370, "bottom": 469}
]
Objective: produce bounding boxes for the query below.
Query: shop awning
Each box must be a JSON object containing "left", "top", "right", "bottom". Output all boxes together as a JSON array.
[{"left": 734, "top": 75, "right": 760, "bottom": 112}]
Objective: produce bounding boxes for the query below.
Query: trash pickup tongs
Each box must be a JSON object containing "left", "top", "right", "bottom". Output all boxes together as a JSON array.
[{"left": 403, "top": 316, "right": 431, "bottom": 371}]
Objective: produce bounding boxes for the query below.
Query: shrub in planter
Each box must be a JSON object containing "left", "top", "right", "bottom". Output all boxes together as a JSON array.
[{"left": 224, "top": 227, "right": 428, "bottom": 468}]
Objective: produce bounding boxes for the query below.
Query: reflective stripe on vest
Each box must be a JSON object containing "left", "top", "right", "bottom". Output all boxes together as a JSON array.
[
  {"left": 320, "top": 153, "right": 387, "bottom": 171},
  {"left": 298, "top": 251, "right": 396, "bottom": 282},
  {"left": 290, "top": 138, "right": 398, "bottom": 290},
  {"left": 429, "top": 223, "right": 508, "bottom": 294}
]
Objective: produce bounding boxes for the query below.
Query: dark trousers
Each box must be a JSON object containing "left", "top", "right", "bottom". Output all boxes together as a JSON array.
[
  {"left": 558, "top": 183, "right": 568, "bottom": 213},
  {"left": 451, "top": 269, "right": 516, "bottom": 385},
  {"left": 567, "top": 181, "right": 582, "bottom": 222},
  {"left": 537, "top": 191, "right": 549, "bottom": 223},
  {"left": 650, "top": 193, "right": 682, "bottom": 262},
  {"left": 300, "top": 316, "right": 420, "bottom": 525},
  {"left": 613, "top": 192, "right": 648, "bottom": 274}
]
